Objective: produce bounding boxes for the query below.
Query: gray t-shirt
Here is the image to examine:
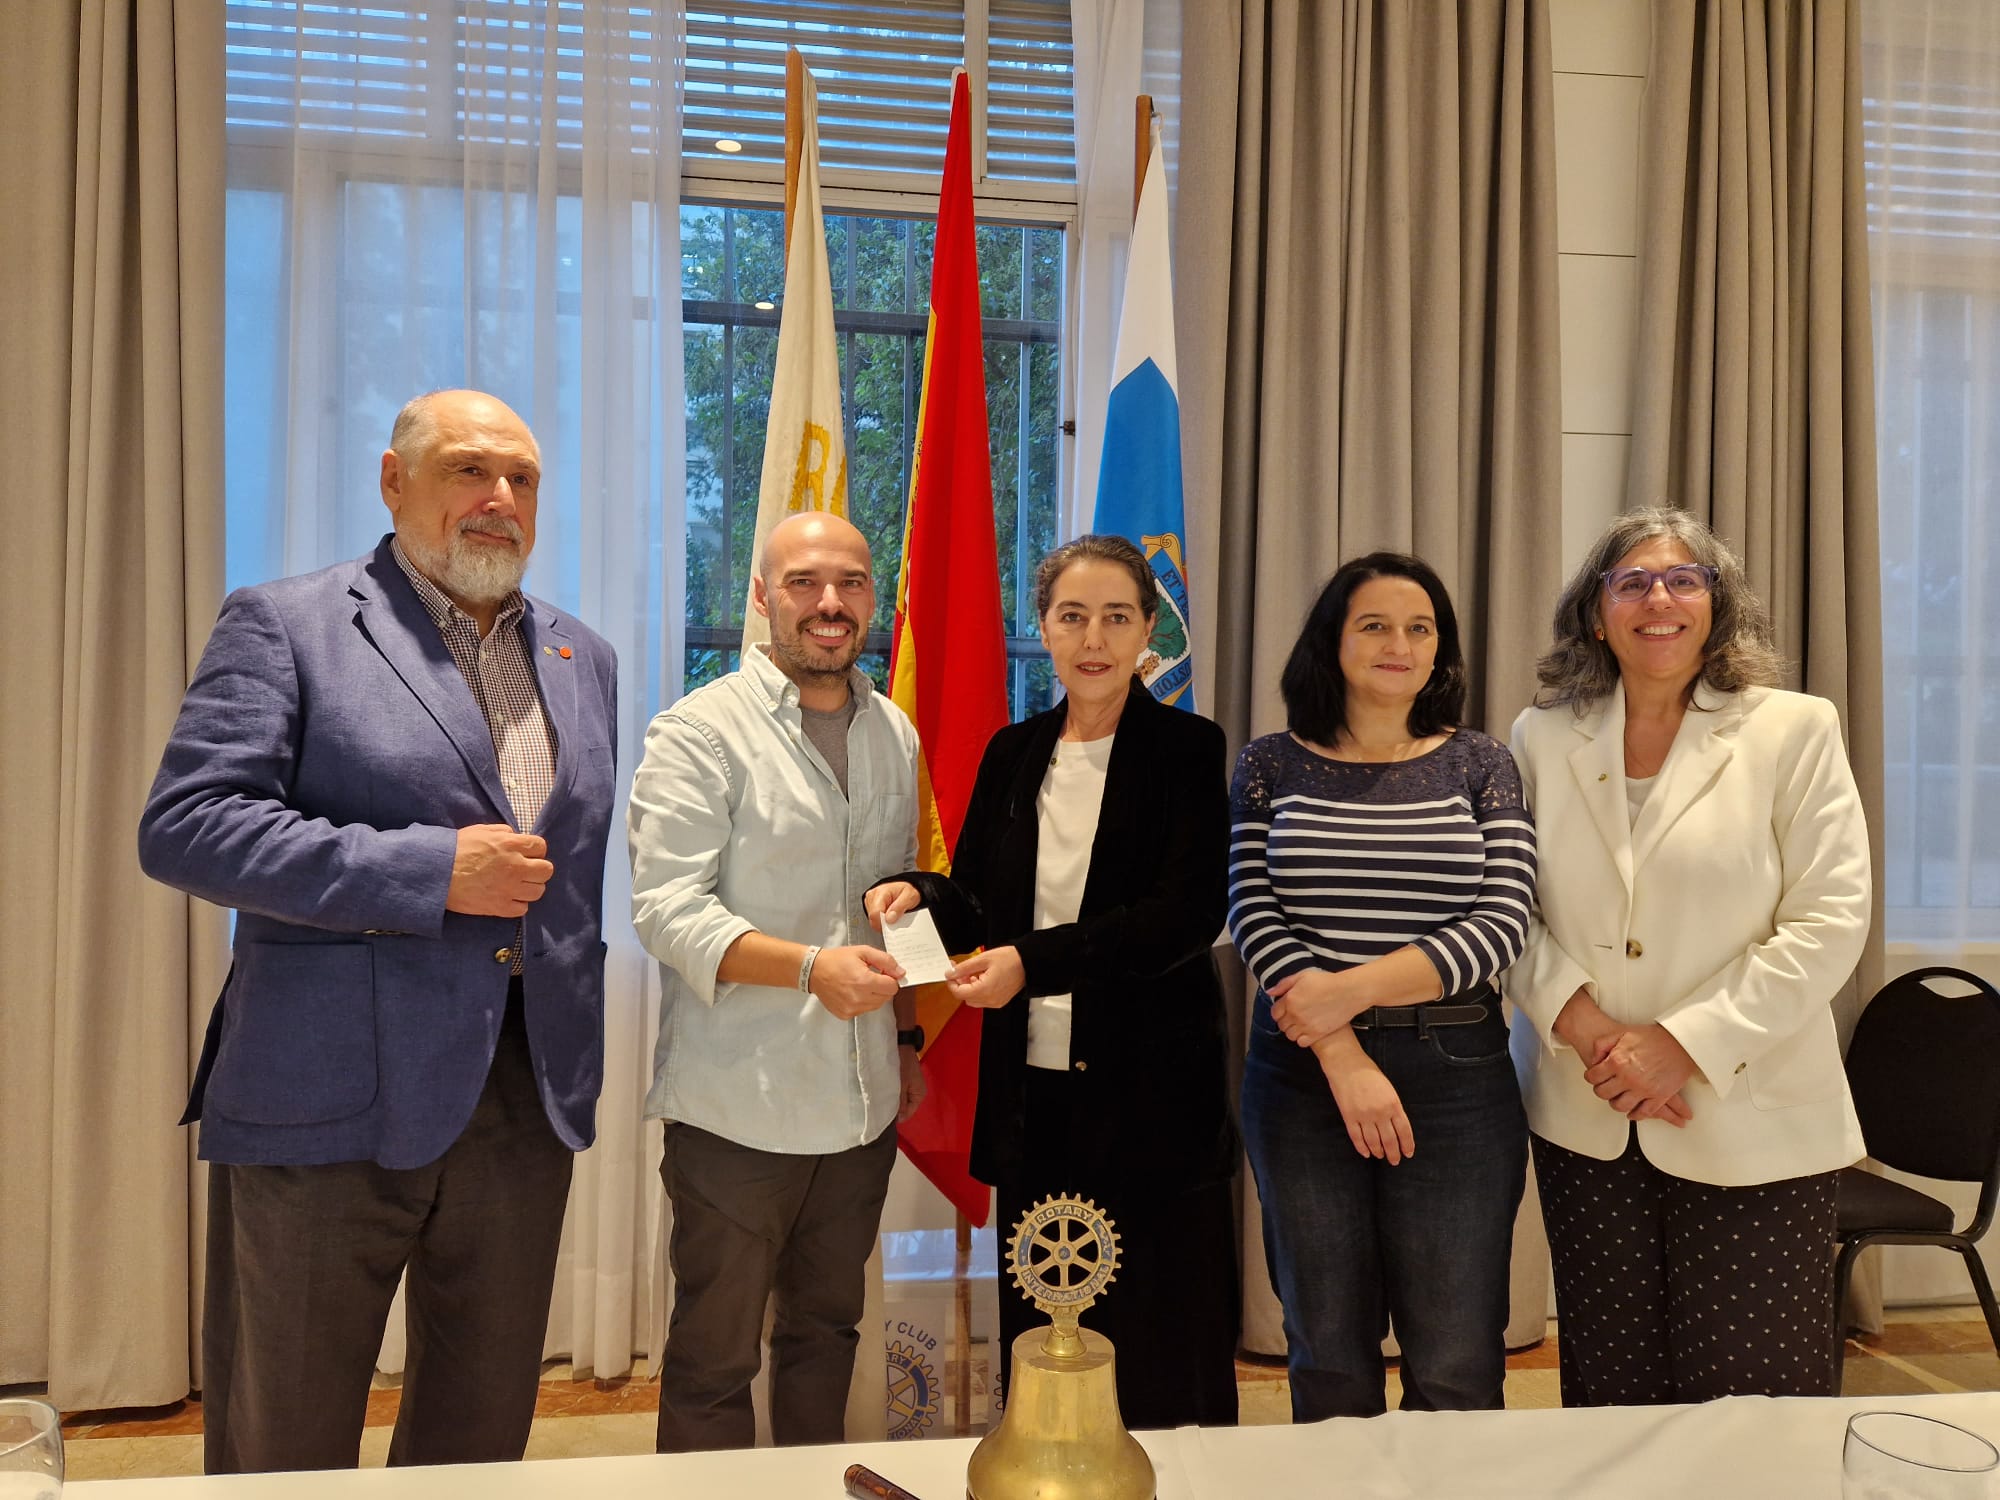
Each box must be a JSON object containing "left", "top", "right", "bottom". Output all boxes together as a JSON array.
[{"left": 800, "top": 695, "right": 858, "bottom": 798}]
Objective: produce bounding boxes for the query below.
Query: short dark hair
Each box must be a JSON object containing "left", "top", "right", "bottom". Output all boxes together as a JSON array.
[
  {"left": 1280, "top": 552, "right": 1467, "bottom": 744},
  {"left": 1032, "top": 533, "right": 1159, "bottom": 625}
]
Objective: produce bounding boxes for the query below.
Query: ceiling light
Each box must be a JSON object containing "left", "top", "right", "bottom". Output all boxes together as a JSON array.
[
  {"left": 715, "top": 138, "right": 743, "bottom": 154},
  {"left": 754, "top": 300, "right": 775, "bottom": 311}
]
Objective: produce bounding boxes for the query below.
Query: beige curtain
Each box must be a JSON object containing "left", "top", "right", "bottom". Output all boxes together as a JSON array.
[
  {"left": 0, "top": 1, "right": 227, "bottom": 1409},
  {"left": 1179, "top": 0, "right": 1564, "bottom": 739},
  {"left": 1175, "top": 0, "right": 1564, "bottom": 1356},
  {"left": 1625, "top": 0, "right": 1887, "bottom": 1332}
]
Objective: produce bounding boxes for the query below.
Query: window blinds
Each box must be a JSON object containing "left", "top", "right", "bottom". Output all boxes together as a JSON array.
[
  {"left": 683, "top": 0, "right": 1074, "bottom": 183},
  {"left": 1862, "top": 8, "right": 2000, "bottom": 247},
  {"left": 225, "top": 3, "right": 671, "bottom": 151},
  {"left": 224, "top": 1, "right": 1074, "bottom": 184}
]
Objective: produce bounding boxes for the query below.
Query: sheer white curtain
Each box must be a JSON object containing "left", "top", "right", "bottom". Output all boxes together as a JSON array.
[
  {"left": 223, "top": 0, "right": 685, "bottom": 1377},
  {"left": 1866, "top": 0, "right": 2000, "bottom": 956},
  {"left": 1862, "top": 0, "right": 2000, "bottom": 1305},
  {"left": 1064, "top": 0, "right": 1180, "bottom": 539},
  {"left": 1066, "top": 0, "right": 1141, "bottom": 538}
]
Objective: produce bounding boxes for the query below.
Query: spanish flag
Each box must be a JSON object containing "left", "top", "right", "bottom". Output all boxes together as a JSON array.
[{"left": 888, "top": 69, "right": 1007, "bottom": 1226}]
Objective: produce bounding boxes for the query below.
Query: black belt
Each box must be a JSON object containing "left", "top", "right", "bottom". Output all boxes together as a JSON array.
[{"left": 1349, "top": 997, "right": 1493, "bottom": 1031}]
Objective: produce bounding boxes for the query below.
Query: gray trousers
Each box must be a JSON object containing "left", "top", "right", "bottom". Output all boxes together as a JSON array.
[
  {"left": 201, "top": 984, "right": 574, "bottom": 1473},
  {"left": 655, "top": 1120, "right": 897, "bottom": 1452}
]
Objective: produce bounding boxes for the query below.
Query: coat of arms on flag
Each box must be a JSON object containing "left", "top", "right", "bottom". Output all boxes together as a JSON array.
[{"left": 1139, "top": 531, "right": 1193, "bottom": 706}]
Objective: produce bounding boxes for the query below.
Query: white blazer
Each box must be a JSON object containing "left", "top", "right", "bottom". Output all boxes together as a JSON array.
[{"left": 1504, "top": 682, "right": 1869, "bottom": 1187}]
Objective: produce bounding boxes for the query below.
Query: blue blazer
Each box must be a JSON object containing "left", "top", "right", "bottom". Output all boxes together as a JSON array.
[{"left": 139, "top": 537, "right": 618, "bottom": 1169}]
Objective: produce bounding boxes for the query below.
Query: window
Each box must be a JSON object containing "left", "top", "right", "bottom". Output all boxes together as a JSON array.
[
  {"left": 220, "top": 1, "right": 1077, "bottom": 724},
  {"left": 1863, "top": 1, "right": 2000, "bottom": 942},
  {"left": 680, "top": 204, "right": 1064, "bottom": 716}
]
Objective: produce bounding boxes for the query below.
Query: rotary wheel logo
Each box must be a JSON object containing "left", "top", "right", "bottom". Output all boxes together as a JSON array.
[
  {"left": 885, "top": 1338, "right": 942, "bottom": 1440},
  {"left": 1008, "top": 1193, "right": 1120, "bottom": 1314}
]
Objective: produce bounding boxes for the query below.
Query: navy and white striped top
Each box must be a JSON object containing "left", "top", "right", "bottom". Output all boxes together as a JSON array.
[{"left": 1228, "top": 730, "right": 1537, "bottom": 999}]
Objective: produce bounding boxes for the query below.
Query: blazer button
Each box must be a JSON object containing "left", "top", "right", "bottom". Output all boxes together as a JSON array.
[
  {"left": 1625, "top": 939, "right": 1643, "bottom": 959},
  {"left": 1073, "top": 1060, "right": 1088, "bottom": 1072},
  {"left": 494, "top": 947, "right": 513, "bottom": 964},
  {"left": 1735, "top": 1061, "right": 1747, "bottom": 1075}
]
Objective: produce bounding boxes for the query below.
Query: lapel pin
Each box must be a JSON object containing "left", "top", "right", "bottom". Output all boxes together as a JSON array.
[
  {"left": 543, "top": 646, "right": 554, "bottom": 655},
  {"left": 558, "top": 646, "right": 572, "bottom": 659},
  {"left": 1598, "top": 772, "right": 1609, "bottom": 781}
]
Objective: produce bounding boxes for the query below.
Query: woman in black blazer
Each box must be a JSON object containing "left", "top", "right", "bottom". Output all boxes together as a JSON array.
[{"left": 867, "top": 534, "right": 1240, "bottom": 1430}]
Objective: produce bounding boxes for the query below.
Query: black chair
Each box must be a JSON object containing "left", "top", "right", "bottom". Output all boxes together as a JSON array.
[{"left": 1833, "top": 966, "right": 2000, "bottom": 1381}]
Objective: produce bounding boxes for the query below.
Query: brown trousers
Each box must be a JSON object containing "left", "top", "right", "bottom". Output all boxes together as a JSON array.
[
  {"left": 201, "top": 983, "right": 574, "bottom": 1473},
  {"left": 654, "top": 1120, "right": 897, "bottom": 1453}
]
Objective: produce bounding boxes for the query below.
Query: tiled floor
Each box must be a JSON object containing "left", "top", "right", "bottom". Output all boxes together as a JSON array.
[{"left": 52, "top": 1306, "right": 1999, "bottom": 1480}]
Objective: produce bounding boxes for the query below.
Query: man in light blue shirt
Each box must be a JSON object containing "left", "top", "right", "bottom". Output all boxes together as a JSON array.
[{"left": 629, "top": 511, "right": 926, "bottom": 1452}]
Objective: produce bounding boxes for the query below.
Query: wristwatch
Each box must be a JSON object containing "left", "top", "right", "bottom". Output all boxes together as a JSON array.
[{"left": 896, "top": 1025, "right": 925, "bottom": 1051}]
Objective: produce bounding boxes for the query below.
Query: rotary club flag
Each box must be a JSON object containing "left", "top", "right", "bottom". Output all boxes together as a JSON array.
[{"left": 742, "top": 53, "right": 846, "bottom": 651}]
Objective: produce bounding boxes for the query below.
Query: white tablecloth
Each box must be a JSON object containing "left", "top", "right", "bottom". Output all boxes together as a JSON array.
[{"left": 69, "top": 1392, "right": 2000, "bottom": 1499}]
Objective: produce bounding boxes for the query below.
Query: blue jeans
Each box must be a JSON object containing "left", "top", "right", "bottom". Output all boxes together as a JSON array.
[{"left": 1241, "top": 992, "right": 1527, "bottom": 1420}]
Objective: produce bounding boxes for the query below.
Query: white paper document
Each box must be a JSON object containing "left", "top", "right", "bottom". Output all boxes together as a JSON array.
[{"left": 883, "top": 908, "right": 954, "bottom": 986}]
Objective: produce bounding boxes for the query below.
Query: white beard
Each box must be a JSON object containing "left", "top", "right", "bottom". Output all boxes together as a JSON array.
[{"left": 401, "top": 520, "right": 529, "bottom": 605}]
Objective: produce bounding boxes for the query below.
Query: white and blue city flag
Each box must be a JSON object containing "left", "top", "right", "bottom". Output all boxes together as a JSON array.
[{"left": 1092, "top": 119, "right": 1195, "bottom": 710}]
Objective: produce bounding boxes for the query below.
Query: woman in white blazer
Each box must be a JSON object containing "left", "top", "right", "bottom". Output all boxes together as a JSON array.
[{"left": 1506, "top": 508, "right": 1869, "bottom": 1406}]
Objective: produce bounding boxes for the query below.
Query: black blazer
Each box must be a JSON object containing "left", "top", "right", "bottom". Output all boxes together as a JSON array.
[{"left": 905, "top": 679, "right": 1239, "bottom": 1190}]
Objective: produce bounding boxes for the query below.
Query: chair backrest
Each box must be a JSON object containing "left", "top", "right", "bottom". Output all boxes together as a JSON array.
[{"left": 1846, "top": 967, "right": 2000, "bottom": 1191}]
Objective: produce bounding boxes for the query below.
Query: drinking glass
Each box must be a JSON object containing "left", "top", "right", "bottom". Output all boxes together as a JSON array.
[
  {"left": 1843, "top": 1411, "right": 1999, "bottom": 1499},
  {"left": 0, "top": 1399, "right": 62, "bottom": 1500}
]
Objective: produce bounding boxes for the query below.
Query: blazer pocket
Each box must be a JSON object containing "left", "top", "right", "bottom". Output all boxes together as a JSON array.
[
  {"left": 1745, "top": 1022, "right": 1846, "bottom": 1112},
  {"left": 574, "top": 742, "right": 616, "bottom": 802},
  {"left": 205, "top": 942, "right": 378, "bottom": 1125}
]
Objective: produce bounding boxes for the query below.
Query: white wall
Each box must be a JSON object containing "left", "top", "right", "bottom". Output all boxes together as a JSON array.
[{"left": 1550, "top": 0, "right": 1649, "bottom": 560}]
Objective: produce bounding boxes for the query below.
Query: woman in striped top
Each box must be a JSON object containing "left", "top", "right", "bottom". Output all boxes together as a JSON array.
[{"left": 1230, "top": 553, "right": 1536, "bottom": 1421}]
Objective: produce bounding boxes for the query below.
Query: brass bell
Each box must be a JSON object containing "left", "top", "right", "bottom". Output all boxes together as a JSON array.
[{"left": 965, "top": 1195, "right": 1154, "bottom": 1500}]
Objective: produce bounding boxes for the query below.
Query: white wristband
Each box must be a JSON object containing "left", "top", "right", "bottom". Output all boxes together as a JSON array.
[{"left": 798, "top": 944, "right": 821, "bottom": 995}]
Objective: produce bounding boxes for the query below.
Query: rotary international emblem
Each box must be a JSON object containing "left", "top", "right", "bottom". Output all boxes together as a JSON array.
[
  {"left": 884, "top": 1336, "right": 942, "bottom": 1440},
  {"left": 1007, "top": 1194, "right": 1120, "bottom": 1323}
]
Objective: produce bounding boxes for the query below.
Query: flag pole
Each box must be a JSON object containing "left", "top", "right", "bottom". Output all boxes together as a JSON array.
[
  {"left": 784, "top": 48, "right": 807, "bottom": 254},
  {"left": 1132, "top": 92, "right": 1153, "bottom": 222},
  {"left": 951, "top": 46, "right": 978, "bottom": 1379}
]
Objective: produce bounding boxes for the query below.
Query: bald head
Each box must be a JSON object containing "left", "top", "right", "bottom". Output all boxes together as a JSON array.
[
  {"left": 760, "top": 509, "right": 871, "bottom": 584},
  {"left": 390, "top": 389, "right": 540, "bottom": 469}
]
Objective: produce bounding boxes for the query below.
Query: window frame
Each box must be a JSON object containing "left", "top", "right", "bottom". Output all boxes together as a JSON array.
[{"left": 678, "top": 182, "right": 1077, "bottom": 718}]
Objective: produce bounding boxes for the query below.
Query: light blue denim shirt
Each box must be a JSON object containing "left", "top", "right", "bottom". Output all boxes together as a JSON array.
[{"left": 629, "top": 644, "right": 920, "bottom": 1154}]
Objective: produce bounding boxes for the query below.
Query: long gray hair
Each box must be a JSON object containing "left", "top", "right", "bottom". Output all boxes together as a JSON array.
[{"left": 1535, "top": 507, "right": 1783, "bottom": 711}]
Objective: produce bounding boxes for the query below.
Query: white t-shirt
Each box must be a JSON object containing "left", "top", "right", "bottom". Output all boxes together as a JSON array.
[
  {"left": 1625, "top": 770, "right": 1658, "bottom": 826},
  {"left": 1026, "top": 732, "right": 1115, "bottom": 1070}
]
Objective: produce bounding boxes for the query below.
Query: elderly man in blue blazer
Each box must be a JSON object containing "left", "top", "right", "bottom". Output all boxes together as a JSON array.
[{"left": 139, "top": 389, "right": 617, "bottom": 1475}]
